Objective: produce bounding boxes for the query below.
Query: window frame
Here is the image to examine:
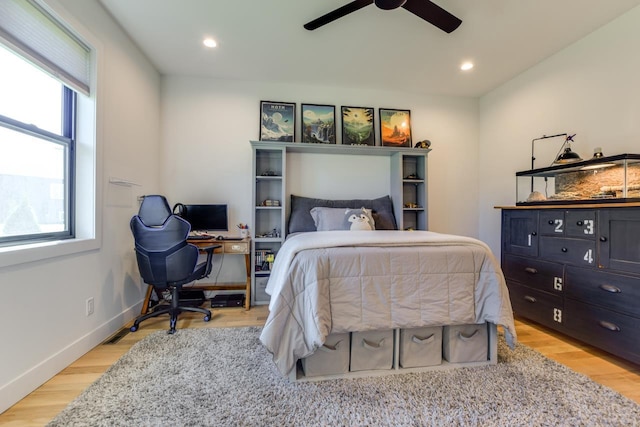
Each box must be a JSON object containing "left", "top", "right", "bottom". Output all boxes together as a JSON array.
[
  {"left": 0, "top": 83, "right": 76, "bottom": 246},
  {"left": 0, "top": 0, "right": 100, "bottom": 269}
]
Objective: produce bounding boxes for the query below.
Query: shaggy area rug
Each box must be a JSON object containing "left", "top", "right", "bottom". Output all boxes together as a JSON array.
[{"left": 48, "top": 327, "right": 640, "bottom": 426}]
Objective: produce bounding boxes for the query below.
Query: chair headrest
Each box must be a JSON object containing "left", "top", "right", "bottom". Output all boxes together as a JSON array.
[{"left": 137, "top": 195, "right": 172, "bottom": 226}]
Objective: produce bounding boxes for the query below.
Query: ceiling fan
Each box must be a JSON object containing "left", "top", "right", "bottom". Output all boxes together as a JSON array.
[{"left": 304, "top": 0, "right": 462, "bottom": 33}]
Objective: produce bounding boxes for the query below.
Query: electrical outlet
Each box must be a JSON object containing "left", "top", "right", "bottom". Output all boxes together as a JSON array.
[{"left": 86, "top": 297, "right": 94, "bottom": 316}]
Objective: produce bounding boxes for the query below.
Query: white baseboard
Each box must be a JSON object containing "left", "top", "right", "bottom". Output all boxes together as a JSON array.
[{"left": 0, "top": 303, "right": 141, "bottom": 414}]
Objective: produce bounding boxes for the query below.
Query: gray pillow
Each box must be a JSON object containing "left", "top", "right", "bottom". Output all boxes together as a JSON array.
[
  {"left": 289, "top": 195, "right": 397, "bottom": 233},
  {"left": 310, "top": 207, "right": 376, "bottom": 231}
]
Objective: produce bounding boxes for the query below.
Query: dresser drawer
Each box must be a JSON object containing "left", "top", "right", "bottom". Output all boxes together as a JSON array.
[
  {"left": 539, "top": 237, "right": 596, "bottom": 267},
  {"left": 503, "top": 254, "right": 564, "bottom": 294},
  {"left": 507, "top": 282, "right": 564, "bottom": 330},
  {"left": 539, "top": 210, "right": 565, "bottom": 236},
  {"left": 565, "top": 210, "right": 597, "bottom": 239},
  {"left": 539, "top": 210, "right": 596, "bottom": 239},
  {"left": 565, "top": 266, "right": 640, "bottom": 317},
  {"left": 223, "top": 241, "right": 249, "bottom": 254},
  {"left": 565, "top": 299, "right": 640, "bottom": 365}
]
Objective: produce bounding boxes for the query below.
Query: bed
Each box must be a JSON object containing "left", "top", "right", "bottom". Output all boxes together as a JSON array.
[{"left": 259, "top": 196, "right": 517, "bottom": 378}]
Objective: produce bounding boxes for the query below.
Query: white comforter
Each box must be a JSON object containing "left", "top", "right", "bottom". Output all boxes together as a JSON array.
[{"left": 260, "top": 230, "right": 516, "bottom": 376}]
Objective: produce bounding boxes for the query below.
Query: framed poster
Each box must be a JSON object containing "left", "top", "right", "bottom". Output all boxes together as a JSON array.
[
  {"left": 341, "top": 106, "right": 375, "bottom": 146},
  {"left": 301, "top": 103, "right": 336, "bottom": 144},
  {"left": 260, "top": 101, "right": 295, "bottom": 142},
  {"left": 379, "top": 108, "right": 411, "bottom": 147}
]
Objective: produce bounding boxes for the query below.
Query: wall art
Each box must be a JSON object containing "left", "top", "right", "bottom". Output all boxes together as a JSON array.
[
  {"left": 301, "top": 103, "right": 336, "bottom": 144},
  {"left": 341, "top": 106, "right": 375, "bottom": 146},
  {"left": 379, "top": 108, "right": 411, "bottom": 147},
  {"left": 260, "top": 101, "right": 295, "bottom": 142}
]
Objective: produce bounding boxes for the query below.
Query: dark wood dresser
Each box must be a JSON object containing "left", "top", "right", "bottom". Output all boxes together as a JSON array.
[{"left": 499, "top": 204, "right": 640, "bottom": 365}]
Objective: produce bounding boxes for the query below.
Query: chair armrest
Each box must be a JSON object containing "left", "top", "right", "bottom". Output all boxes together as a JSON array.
[{"left": 199, "top": 244, "right": 222, "bottom": 277}]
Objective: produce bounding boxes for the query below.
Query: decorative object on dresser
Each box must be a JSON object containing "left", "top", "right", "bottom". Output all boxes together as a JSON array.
[
  {"left": 516, "top": 153, "right": 640, "bottom": 205},
  {"left": 341, "top": 106, "right": 375, "bottom": 146},
  {"left": 499, "top": 205, "right": 640, "bottom": 365},
  {"left": 259, "top": 101, "right": 295, "bottom": 142},
  {"left": 379, "top": 108, "right": 412, "bottom": 147},
  {"left": 301, "top": 103, "right": 336, "bottom": 144}
]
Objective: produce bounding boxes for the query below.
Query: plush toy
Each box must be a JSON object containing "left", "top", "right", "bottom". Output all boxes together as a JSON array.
[{"left": 343, "top": 208, "right": 374, "bottom": 231}]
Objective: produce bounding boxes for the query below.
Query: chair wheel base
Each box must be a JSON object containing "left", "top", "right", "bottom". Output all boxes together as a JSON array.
[
  {"left": 204, "top": 315, "right": 211, "bottom": 322},
  {"left": 130, "top": 325, "right": 138, "bottom": 332}
]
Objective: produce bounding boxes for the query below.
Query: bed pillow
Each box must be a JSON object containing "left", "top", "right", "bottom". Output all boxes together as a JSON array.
[
  {"left": 311, "top": 207, "right": 376, "bottom": 231},
  {"left": 289, "top": 195, "right": 397, "bottom": 233}
]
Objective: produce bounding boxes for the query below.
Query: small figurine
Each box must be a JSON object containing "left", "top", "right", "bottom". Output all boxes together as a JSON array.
[{"left": 414, "top": 140, "right": 431, "bottom": 149}]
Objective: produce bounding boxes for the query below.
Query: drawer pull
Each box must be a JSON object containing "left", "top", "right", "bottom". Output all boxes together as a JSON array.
[
  {"left": 576, "top": 220, "right": 583, "bottom": 226},
  {"left": 598, "top": 320, "right": 621, "bottom": 332},
  {"left": 561, "top": 247, "right": 568, "bottom": 253},
  {"left": 548, "top": 220, "right": 554, "bottom": 225},
  {"left": 599, "top": 284, "right": 621, "bottom": 293},
  {"left": 524, "top": 295, "right": 537, "bottom": 303},
  {"left": 599, "top": 236, "right": 607, "bottom": 242},
  {"left": 524, "top": 267, "right": 538, "bottom": 274},
  {"left": 531, "top": 231, "right": 537, "bottom": 236}
]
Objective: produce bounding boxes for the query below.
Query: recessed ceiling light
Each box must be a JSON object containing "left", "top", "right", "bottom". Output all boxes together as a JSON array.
[
  {"left": 203, "top": 38, "right": 217, "bottom": 48},
  {"left": 460, "top": 61, "right": 474, "bottom": 71}
]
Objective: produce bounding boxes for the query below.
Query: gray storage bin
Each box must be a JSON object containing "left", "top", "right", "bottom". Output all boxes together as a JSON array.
[
  {"left": 350, "top": 330, "right": 394, "bottom": 372},
  {"left": 254, "top": 275, "right": 270, "bottom": 303},
  {"left": 443, "top": 323, "right": 489, "bottom": 363},
  {"left": 399, "top": 326, "right": 443, "bottom": 368},
  {"left": 301, "top": 333, "right": 350, "bottom": 377}
]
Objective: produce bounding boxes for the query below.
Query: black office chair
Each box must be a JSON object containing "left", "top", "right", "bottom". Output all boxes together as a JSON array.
[{"left": 129, "top": 195, "right": 219, "bottom": 334}]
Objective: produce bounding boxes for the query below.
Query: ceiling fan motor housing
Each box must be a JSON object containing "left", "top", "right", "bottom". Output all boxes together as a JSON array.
[{"left": 375, "top": 0, "right": 407, "bottom": 10}]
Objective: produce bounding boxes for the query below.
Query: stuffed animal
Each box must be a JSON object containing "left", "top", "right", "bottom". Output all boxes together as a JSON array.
[{"left": 343, "top": 208, "right": 374, "bottom": 231}]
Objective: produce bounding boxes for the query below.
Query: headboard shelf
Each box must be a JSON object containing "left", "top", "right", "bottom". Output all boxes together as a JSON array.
[
  {"left": 250, "top": 140, "right": 429, "bottom": 306},
  {"left": 250, "top": 140, "right": 431, "bottom": 157}
]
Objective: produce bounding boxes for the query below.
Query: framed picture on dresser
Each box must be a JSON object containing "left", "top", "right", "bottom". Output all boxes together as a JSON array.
[
  {"left": 260, "top": 101, "right": 295, "bottom": 142},
  {"left": 341, "top": 106, "right": 375, "bottom": 146},
  {"left": 379, "top": 108, "right": 412, "bottom": 147}
]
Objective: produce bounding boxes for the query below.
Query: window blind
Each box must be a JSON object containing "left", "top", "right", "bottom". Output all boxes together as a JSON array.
[{"left": 0, "top": 0, "right": 91, "bottom": 95}]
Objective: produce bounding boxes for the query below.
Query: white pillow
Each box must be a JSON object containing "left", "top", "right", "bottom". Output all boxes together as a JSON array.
[{"left": 310, "top": 207, "right": 375, "bottom": 231}]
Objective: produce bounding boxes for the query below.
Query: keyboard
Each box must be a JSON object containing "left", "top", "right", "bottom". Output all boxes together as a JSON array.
[
  {"left": 188, "top": 235, "right": 214, "bottom": 240},
  {"left": 220, "top": 237, "right": 243, "bottom": 241}
]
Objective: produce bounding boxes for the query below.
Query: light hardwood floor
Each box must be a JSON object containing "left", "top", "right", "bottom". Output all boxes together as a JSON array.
[{"left": 1, "top": 307, "right": 638, "bottom": 426}]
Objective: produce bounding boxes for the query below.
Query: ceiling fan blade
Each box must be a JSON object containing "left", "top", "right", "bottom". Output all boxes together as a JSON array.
[
  {"left": 402, "top": 0, "right": 462, "bottom": 33},
  {"left": 304, "top": 0, "right": 374, "bottom": 31}
]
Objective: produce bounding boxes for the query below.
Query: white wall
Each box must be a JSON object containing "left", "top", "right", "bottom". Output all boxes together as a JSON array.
[
  {"left": 478, "top": 5, "right": 640, "bottom": 258},
  {"left": 161, "top": 78, "right": 481, "bottom": 240},
  {"left": 0, "top": 0, "right": 161, "bottom": 412}
]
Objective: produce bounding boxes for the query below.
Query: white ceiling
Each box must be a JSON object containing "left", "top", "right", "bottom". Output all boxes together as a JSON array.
[{"left": 98, "top": 0, "right": 640, "bottom": 97}]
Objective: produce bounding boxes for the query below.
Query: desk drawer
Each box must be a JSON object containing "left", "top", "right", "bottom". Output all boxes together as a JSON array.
[{"left": 223, "top": 241, "right": 249, "bottom": 253}]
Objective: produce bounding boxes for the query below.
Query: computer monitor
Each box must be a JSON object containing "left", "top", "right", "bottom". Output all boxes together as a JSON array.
[{"left": 177, "top": 204, "right": 228, "bottom": 232}]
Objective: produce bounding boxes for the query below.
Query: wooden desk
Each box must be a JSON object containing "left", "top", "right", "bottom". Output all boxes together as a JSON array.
[{"left": 140, "top": 237, "right": 251, "bottom": 314}]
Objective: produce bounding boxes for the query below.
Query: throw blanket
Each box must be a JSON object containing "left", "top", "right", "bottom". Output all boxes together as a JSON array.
[{"left": 260, "top": 230, "right": 517, "bottom": 376}]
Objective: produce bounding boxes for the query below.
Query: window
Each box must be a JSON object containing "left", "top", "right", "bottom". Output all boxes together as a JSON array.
[
  {"left": 0, "top": 44, "right": 76, "bottom": 245},
  {"left": 0, "top": 0, "right": 97, "bottom": 265}
]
